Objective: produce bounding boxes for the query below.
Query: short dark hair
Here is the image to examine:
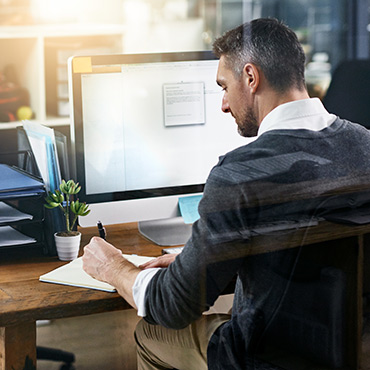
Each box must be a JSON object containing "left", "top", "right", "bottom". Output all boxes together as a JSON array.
[{"left": 212, "top": 18, "right": 306, "bottom": 93}]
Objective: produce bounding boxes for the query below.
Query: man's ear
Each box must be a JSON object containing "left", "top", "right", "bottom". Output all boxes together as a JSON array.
[{"left": 243, "top": 63, "right": 259, "bottom": 93}]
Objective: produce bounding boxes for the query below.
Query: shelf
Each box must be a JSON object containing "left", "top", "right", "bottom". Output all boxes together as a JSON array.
[
  {"left": 0, "top": 117, "right": 70, "bottom": 130},
  {"left": 0, "top": 23, "right": 125, "bottom": 130},
  {"left": 0, "top": 23, "right": 126, "bottom": 39},
  {"left": 0, "top": 217, "right": 44, "bottom": 227},
  {"left": 0, "top": 122, "right": 23, "bottom": 130},
  {"left": 0, "top": 188, "right": 46, "bottom": 253},
  {"left": 45, "top": 117, "right": 71, "bottom": 127}
]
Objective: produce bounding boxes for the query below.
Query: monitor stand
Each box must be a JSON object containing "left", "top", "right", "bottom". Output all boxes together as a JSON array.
[{"left": 138, "top": 217, "right": 193, "bottom": 246}]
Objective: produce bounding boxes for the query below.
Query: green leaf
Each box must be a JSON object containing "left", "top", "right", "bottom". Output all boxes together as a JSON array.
[
  {"left": 51, "top": 193, "right": 59, "bottom": 202},
  {"left": 80, "top": 209, "right": 91, "bottom": 216},
  {"left": 70, "top": 200, "right": 76, "bottom": 213},
  {"left": 70, "top": 200, "right": 90, "bottom": 216},
  {"left": 44, "top": 203, "right": 58, "bottom": 209},
  {"left": 59, "top": 179, "right": 68, "bottom": 193},
  {"left": 59, "top": 179, "right": 82, "bottom": 195}
]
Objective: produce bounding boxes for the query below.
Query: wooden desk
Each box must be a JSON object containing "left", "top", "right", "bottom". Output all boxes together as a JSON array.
[
  {"left": 0, "top": 223, "right": 164, "bottom": 370},
  {"left": 0, "top": 221, "right": 368, "bottom": 370}
]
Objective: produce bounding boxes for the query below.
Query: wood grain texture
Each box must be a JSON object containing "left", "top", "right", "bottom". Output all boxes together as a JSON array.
[
  {"left": 0, "top": 322, "right": 36, "bottom": 370},
  {"left": 0, "top": 223, "right": 163, "bottom": 327}
]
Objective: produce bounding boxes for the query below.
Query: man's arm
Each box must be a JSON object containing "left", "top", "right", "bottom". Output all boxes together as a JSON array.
[{"left": 82, "top": 236, "right": 140, "bottom": 308}]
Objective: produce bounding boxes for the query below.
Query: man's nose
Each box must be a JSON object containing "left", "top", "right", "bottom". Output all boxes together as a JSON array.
[{"left": 221, "top": 95, "right": 230, "bottom": 113}]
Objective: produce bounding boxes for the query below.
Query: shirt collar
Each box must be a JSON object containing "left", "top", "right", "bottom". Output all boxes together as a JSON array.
[{"left": 257, "top": 97, "right": 336, "bottom": 137}]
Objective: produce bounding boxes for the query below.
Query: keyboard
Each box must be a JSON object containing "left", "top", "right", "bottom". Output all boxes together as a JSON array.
[{"left": 162, "top": 246, "right": 184, "bottom": 254}]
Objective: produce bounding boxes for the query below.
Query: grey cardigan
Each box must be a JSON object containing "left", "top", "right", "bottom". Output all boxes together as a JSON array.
[{"left": 143, "top": 118, "right": 370, "bottom": 369}]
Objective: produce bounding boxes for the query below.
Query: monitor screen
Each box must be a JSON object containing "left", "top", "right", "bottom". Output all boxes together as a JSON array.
[{"left": 69, "top": 51, "right": 248, "bottom": 244}]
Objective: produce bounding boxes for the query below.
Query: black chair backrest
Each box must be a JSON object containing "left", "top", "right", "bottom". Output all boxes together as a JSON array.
[{"left": 322, "top": 59, "right": 370, "bottom": 128}]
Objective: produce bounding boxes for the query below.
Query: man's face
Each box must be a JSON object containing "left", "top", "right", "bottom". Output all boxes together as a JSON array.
[{"left": 216, "top": 56, "right": 259, "bottom": 137}]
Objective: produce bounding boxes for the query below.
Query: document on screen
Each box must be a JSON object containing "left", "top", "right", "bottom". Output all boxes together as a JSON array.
[{"left": 163, "top": 82, "right": 205, "bottom": 127}]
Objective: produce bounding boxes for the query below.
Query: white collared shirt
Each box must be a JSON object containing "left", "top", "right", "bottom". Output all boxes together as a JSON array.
[
  {"left": 132, "top": 97, "right": 337, "bottom": 317},
  {"left": 257, "top": 97, "right": 336, "bottom": 137}
]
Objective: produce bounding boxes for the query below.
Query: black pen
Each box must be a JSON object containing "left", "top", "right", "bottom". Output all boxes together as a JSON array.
[{"left": 97, "top": 221, "right": 106, "bottom": 240}]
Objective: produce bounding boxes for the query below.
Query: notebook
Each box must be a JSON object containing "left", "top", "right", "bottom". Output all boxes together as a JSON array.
[{"left": 39, "top": 254, "right": 155, "bottom": 292}]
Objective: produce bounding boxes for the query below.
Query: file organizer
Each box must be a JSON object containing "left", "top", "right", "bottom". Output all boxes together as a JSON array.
[
  {"left": 17, "top": 127, "right": 69, "bottom": 256},
  {"left": 0, "top": 162, "right": 48, "bottom": 254}
]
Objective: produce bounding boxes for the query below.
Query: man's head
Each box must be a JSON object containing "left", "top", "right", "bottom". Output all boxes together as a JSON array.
[
  {"left": 213, "top": 18, "right": 307, "bottom": 137},
  {"left": 213, "top": 18, "right": 306, "bottom": 93}
]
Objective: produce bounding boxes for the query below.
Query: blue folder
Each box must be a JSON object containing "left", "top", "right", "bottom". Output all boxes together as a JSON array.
[{"left": 0, "top": 164, "right": 44, "bottom": 196}]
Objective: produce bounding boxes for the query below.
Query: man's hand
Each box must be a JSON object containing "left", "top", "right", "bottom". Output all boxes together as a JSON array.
[
  {"left": 82, "top": 236, "right": 140, "bottom": 308},
  {"left": 139, "top": 253, "right": 179, "bottom": 269},
  {"left": 82, "top": 236, "right": 123, "bottom": 282}
]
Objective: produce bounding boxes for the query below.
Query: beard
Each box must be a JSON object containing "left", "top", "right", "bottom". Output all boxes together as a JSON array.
[{"left": 237, "top": 107, "right": 259, "bottom": 137}]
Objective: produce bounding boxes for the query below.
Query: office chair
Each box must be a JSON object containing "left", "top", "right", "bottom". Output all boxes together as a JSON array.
[
  {"left": 322, "top": 59, "right": 370, "bottom": 128},
  {"left": 323, "top": 59, "right": 370, "bottom": 338},
  {"left": 37, "top": 346, "right": 75, "bottom": 369}
]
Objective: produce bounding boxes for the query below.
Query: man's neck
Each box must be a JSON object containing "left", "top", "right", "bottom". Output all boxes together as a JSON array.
[{"left": 257, "top": 88, "right": 310, "bottom": 125}]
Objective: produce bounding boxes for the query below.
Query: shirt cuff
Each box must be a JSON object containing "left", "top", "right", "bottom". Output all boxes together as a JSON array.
[{"left": 132, "top": 268, "right": 161, "bottom": 317}]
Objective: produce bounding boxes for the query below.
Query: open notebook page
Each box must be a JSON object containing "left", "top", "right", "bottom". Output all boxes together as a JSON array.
[{"left": 39, "top": 254, "right": 155, "bottom": 292}]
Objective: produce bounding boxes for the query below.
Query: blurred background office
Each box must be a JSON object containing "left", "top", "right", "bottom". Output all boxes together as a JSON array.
[{"left": 0, "top": 0, "right": 367, "bottom": 145}]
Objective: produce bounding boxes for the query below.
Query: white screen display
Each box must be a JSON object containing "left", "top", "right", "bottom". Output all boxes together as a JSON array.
[{"left": 80, "top": 58, "right": 247, "bottom": 196}]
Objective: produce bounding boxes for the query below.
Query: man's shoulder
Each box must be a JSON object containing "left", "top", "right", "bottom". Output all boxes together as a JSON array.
[{"left": 217, "top": 133, "right": 282, "bottom": 166}]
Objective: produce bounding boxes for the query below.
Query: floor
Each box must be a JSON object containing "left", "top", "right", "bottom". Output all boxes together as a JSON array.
[
  {"left": 37, "top": 310, "right": 140, "bottom": 370},
  {"left": 362, "top": 317, "right": 370, "bottom": 370},
  {"left": 37, "top": 308, "right": 370, "bottom": 370}
]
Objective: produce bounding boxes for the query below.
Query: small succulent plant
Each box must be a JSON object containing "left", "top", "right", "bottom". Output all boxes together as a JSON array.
[{"left": 44, "top": 179, "right": 90, "bottom": 236}]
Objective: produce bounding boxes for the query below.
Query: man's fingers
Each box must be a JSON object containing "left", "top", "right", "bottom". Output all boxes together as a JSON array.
[{"left": 139, "top": 253, "right": 179, "bottom": 269}]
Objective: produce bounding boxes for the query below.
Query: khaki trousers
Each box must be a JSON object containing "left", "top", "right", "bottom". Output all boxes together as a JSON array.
[{"left": 135, "top": 314, "right": 230, "bottom": 370}]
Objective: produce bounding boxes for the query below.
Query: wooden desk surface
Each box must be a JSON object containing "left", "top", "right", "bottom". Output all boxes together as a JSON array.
[
  {"left": 0, "top": 222, "right": 166, "bottom": 327},
  {"left": 1, "top": 220, "right": 370, "bottom": 328}
]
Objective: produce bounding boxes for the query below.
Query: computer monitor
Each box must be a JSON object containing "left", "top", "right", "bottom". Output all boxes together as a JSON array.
[{"left": 69, "top": 51, "right": 248, "bottom": 245}]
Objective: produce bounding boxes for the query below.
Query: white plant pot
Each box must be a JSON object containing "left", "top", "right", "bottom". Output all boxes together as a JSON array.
[{"left": 54, "top": 232, "right": 81, "bottom": 261}]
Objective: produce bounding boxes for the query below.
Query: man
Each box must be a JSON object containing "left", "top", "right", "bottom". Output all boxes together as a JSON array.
[{"left": 82, "top": 18, "right": 370, "bottom": 369}]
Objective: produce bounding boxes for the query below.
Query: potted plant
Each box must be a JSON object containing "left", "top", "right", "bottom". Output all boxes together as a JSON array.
[{"left": 44, "top": 179, "right": 90, "bottom": 261}]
